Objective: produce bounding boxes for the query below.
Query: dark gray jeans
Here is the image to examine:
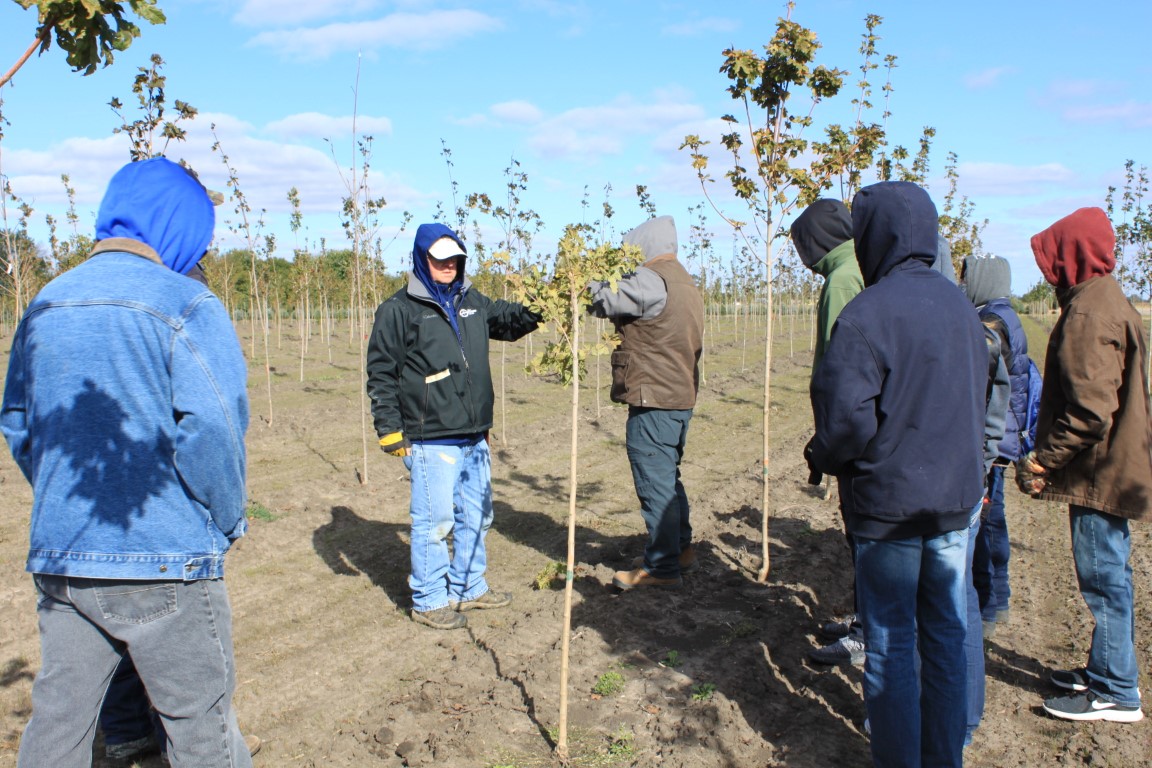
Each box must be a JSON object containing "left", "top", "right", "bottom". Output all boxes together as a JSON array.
[
  {"left": 18, "top": 575, "right": 252, "bottom": 768},
  {"left": 626, "top": 406, "right": 693, "bottom": 578}
]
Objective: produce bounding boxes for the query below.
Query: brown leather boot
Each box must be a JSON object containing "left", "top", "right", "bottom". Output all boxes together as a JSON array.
[
  {"left": 631, "top": 544, "right": 698, "bottom": 574},
  {"left": 611, "top": 568, "right": 683, "bottom": 591}
]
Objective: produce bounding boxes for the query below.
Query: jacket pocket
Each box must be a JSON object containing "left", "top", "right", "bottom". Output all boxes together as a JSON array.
[
  {"left": 610, "top": 349, "right": 630, "bottom": 399},
  {"left": 94, "top": 581, "right": 178, "bottom": 624}
]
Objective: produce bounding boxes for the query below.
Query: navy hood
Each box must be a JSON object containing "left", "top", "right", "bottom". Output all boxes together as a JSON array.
[
  {"left": 851, "top": 181, "right": 938, "bottom": 287},
  {"left": 791, "top": 199, "right": 852, "bottom": 270},
  {"left": 95, "top": 157, "right": 215, "bottom": 275},
  {"left": 411, "top": 222, "right": 466, "bottom": 303}
]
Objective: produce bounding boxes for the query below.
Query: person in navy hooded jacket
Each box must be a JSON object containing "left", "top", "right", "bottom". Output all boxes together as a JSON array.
[
  {"left": 1, "top": 157, "right": 253, "bottom": 767},
  {"left": 366, "top": 223, "right": 541, "bottom": 630},
  {"left": 806, "top": 181, "right": 987, "bottom": 768}
]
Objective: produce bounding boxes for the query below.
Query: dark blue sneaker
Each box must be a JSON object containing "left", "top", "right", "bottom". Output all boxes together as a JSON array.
[
  {"left": 1043, "top": 691, "right": 1143, "bottom": 723},
  {"left": 1050, "top": 668, "right": 1089, "bottom": 692}
]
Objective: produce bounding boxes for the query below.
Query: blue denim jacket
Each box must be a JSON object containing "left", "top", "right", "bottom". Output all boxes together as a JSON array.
[{"left": 1, "top": 246, "right": 250, "bottom": 580}]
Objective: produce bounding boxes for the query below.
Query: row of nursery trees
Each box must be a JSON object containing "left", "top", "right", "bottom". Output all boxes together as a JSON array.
[{"left": 3, "top": 3, "right": 1152, "bottom": 761}]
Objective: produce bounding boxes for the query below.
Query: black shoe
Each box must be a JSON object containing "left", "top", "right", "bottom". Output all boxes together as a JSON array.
[
  {"left": 1050, "top": 667, "right": 1089, "bottom": 692},
  {"left": 818, "top": 614, "right": 855, "bottom": 641},
  {"left": 1043, "top": 691, "right": 1143, "bottom": 722}
]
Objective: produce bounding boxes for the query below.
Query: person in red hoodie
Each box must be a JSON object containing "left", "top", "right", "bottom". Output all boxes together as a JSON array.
[{"left": 1022, "top": 207, "right": 1151, "bottom": 723}]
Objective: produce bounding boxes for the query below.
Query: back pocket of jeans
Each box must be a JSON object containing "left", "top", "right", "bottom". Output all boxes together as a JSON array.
[{"left": 93, "top": 582, "right": 178, "bottom": 624}]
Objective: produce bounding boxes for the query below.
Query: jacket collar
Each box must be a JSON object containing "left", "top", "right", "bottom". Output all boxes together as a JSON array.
[
  {"left": 91, "top": 237, "right": 164, "bottom": 266},
  {"left": 811, "top": 239, "right": 855, "bottom": 278}
]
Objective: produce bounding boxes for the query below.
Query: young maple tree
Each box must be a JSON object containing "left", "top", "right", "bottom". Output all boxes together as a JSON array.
[
  {"left": 681, "top": 4, "right": 895, "bottom": 581},
  {"left": 504, "top": 225, "right": 640, "bottom": 763}
]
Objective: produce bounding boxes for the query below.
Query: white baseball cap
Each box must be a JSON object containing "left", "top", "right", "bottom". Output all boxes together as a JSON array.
[{"left": 428, "top": 236, "right": 465, "bottom": 260}]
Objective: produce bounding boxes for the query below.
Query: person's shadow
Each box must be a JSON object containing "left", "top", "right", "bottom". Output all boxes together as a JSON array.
[{"left": 312, "top": 506, "right": 411, "bottom": 610}]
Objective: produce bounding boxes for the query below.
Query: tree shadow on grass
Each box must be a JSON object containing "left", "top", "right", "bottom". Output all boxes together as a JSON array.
[{"left": 309, "top": 483, "right": 871, "bottom": 765}]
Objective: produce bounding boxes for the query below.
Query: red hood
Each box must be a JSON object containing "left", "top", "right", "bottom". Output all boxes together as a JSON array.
[{"left": 1030, "top": 207, "right": 1115, "bottom": 289}]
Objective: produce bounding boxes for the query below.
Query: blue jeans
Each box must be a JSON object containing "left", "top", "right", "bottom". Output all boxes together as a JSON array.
[
  {"left": 964, "top": 506, "right": 984, "bottom": 744},
  {"left": 100, "top": 656, "right": 164, "bottom": 746},
  {"left": 1069, "top": 506, "right": 1140, "bottom": 707},
  {"left": 404, "top": 439, "right": 494, "bottom": 612},
  {"left": 626, "top": 407, "right": 693, "bottom": 578},
  {"left": 855, "top": 527, "right": 968, "bottom": 768},
  {"left": 18, "top": 575, "right": 251, "bottom": 768},
  {"left": 973, "top": 464, "right": 1011, "bottom": 621}
]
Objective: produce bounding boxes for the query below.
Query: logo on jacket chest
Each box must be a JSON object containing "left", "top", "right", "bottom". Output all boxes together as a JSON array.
[{"left": 459, "top": 308, "right": 477, "bottom": 318}]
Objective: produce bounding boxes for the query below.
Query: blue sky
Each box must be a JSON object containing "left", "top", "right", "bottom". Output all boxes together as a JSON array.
[{"left": 1, "top": 0, "right": 1150, "bottom": 293}]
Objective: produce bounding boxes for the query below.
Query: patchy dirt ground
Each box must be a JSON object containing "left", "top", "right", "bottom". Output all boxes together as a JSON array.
[{"left": 1, "top": 313, "right": 1150, "bottom": 767}]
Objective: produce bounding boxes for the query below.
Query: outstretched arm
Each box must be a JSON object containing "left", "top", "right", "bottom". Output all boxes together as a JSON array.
[{"left": 587, "top": 267, "right": 667, "bottom": 320}]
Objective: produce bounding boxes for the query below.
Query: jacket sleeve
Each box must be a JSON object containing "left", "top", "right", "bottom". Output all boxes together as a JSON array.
[
  {"left": 0, "top": 325, "right": 32, "bottom": 483},
  {"left": 983, "top": 333, "right": 1010, "bottom": 475},
  {"left": 365, "top": 299, "right": 407, "bottom": 437},
  {"left": 171, "top": 295, "right": 250, "bottom": 541},
  {"left": 1034, "top": 311, "right": 1123, "bottom": 470},
  {"left": 808, "top": 318, "right": 882, "bottom": 476},
  {"left": 478, "top": 293, "right": 542, "bottom": 342},
  {"left": 587, "top": 267, "right": 667, "bottom": 320}
]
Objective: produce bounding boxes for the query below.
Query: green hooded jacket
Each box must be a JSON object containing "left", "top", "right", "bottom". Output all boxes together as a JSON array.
[{"left": 811, "top": 239, "right": 864, "bottom": 377}]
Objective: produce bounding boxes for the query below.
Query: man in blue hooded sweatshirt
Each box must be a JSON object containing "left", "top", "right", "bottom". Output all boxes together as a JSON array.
[
  {"left": 366, "top": 223, "right": 541, "bottom": 630},
  {"left": 2, "top": 157, "right": 252, "bottom": 767},
  {"left": 806, "top": 182, "right": 987, "bottom": 767}
]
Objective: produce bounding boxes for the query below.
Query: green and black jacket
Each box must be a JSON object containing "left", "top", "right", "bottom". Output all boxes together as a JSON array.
[{"left": 366, "top": 273, "right": 540, "bottom": 441}]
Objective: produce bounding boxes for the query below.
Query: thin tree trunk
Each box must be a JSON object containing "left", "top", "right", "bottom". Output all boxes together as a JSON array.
[
  {"left": 556, "top": 285, "right": 580, "bottom": 764},
  {"left": 0, "top": 29, "right": 48, "bottom": 90},
  {"left": 757, "top": 241, "right": 776, "bottom": 583},
  {"left": 595, "top": 317, "right": 603, "bottom": 419},
  {"left": 1146, "top": 299, "right": 1151, "bottom": 392}
]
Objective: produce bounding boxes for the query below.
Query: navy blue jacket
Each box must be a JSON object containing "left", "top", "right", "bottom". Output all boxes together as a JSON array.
[
  {"left": 809, "top": 182, "right": 987, "bottom": 540},
  {"left": 980, "top": 299, "right": 1029, "bottom": 459}
]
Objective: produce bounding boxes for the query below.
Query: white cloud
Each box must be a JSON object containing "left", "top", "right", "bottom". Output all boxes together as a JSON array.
[
  {"left": 963, "top": 66, "right": 1014, "bottom": 90},
  {"left": 1043, "top": 78, "right": 1115, "bottom": 100},
  {"left": 526, "top": 96, "right": 706, "bottom": 160},
  {"left": 455, "top": 113, "right": 494, "bottom": 128},
  {"left": 947, "top": 161, "right": 1077, "bottom": 197},
  {"left": 489, "top": 101, "right": 543, "bottom": 125},
  {"left": 5, "top": 137, "right": 136, "bottom": 210},
  {"left": 232, "top": 0, "right": 384, "bottom": 27},
  {"left": 1062, "top": 100, "right": 1152, "bottom": 129},
  {"left": 2, "top": 112, "right": 429, "bottom": 259},
  {"left": 662, "top": 17, "right": 739, "bottom": 37},
  {"left": 246, "top": 10, "right": 503, "bottom": 59},
  {"left": 265, "top": 112, "right": 394, "bottom": 140}
]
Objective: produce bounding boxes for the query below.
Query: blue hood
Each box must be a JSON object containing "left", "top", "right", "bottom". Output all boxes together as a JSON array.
[
  {"left": 412, "top": 222, "right": 467, "bottom": 301},
  {"left": 95, "top": 157, "right": 215, "bottom": 275},
  {"left": 851, "top": 181, "right": 938, "bottom": 287}
]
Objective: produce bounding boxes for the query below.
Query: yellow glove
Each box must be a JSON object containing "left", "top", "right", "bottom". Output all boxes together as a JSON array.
[{"left": 379, "top": 432, "right": 410, "bottom": 457}]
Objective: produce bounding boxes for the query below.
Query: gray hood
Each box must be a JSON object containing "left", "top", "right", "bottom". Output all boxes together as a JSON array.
[
  {"left": 932, "top": 235, "right": 957, "bottom": 285},
  {"left": 962, "top": 255, "right": 1012, "bottom": 306},
  {"left": 624, "top": 215, "right": 677, "bottom": 261}
]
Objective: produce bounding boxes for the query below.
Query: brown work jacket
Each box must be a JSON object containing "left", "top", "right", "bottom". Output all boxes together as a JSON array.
[{"left": 1033, "top": 273, "right": 1152, "bottom": 520}]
